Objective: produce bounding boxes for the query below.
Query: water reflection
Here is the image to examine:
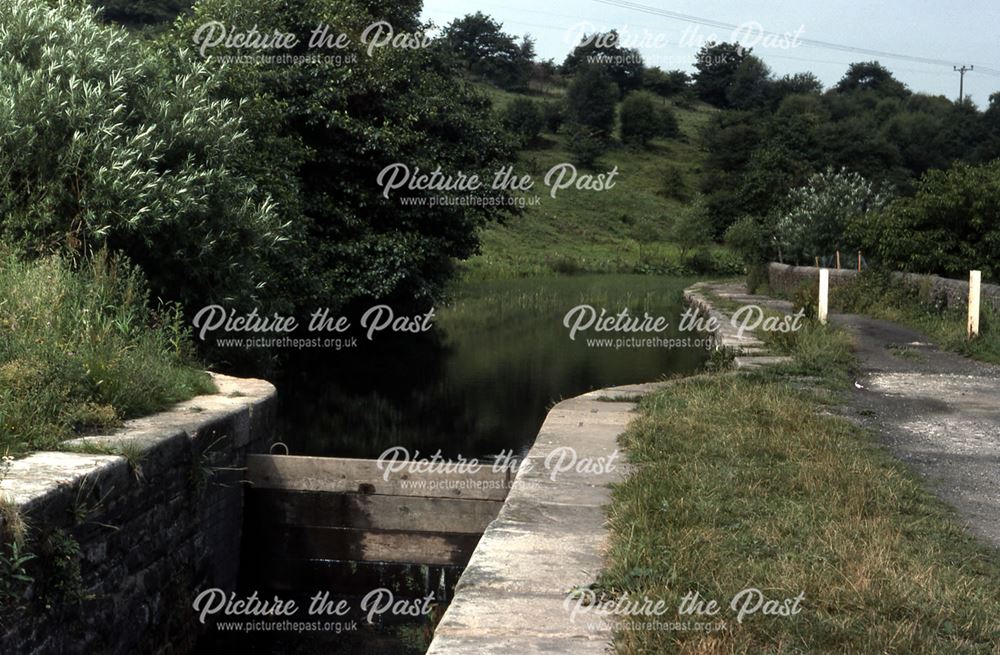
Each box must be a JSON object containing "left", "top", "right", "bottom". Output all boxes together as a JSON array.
[{"left": 272, "top": 275, "right": 708, "bottom": 459}]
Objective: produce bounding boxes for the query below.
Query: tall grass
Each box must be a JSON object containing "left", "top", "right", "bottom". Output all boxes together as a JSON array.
[
  {"left": 0, "top": 249, "right": 214, "bottom": 456},
  {"left": 603, "top": 374, "right": 1000, "bottom": 653}
]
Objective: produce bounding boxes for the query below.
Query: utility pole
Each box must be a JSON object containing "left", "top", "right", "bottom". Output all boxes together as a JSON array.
[{"left": 954, "top": 65, "right": 974, "bottom": 103}]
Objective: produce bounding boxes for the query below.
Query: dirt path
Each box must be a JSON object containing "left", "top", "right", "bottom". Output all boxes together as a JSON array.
[
  {"left": 833, "top": 313, "right": 1000, "bottom": 548},
  {"left": 696, "top": 282, "right": 1000, "bottom": 548}
]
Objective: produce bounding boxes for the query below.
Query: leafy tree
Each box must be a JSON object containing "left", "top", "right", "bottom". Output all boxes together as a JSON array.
[
  {"left": 735, "top": 147, "right": 804, "bottom": 222},
  {"left": 541, "top": 101, "right": 565, "bottom": 133},
  {"left": 502, "top": 98, "right": 543, "bottom": 143},
  {"left": 530, "top": 58, "right": 560, "bottom": 92},
  {"left": 775, "top": 168, "right": 893, "bottom": 264},
  {"left": 0, "top": 0, "right": 294, "bottom": 313},
  {"left": 835, "top": 61, "right": 909, "bottom": 98},
  {"left": 565, "top": 64, "right": 618, "bottom": 137},
  {"left": 725, "top": 216, "right": 768, "bottom": 264},
  {"left": 850, "top": 160, "right": 1000, "bottom": 281},
  {"left": 562, "top": 30, "right": 644, "bottom": 96},
  {"left": 693, "top": 42, "right": 749, "bottom": 107},
  {"left": 566, "top": 126, "right": 606, "bottom": 168},
  {"left": 173, "top": 0, "right": 516, "bottom": 311},
  {"left": 725, "top": 55, "right": 772, "bottom": 110},
  {"left": 725, "top": 215, "right": 770, "bottom": 291},
  {"left": 619, "top": 91, "right": 658, "bottom": 146},
  {"left": 769, "top": 72, "right": 823, "bottom": 102},
  {"left": 882, "top": 111, "right": 951, "bottom": 174},
  {"left": 443, "top": 12, "right": 534, "bottom": 90},
  {"left": 659, "top": 165, "right": 689, "bottom": 201},
  {"left": 977, "top": 93, "right": 1000, "bottom": 161},
  {"left": 668, "top": 198, "right": 713, "bottom": 258},
  {"left": 643, "top": 67, "right": 690, "bottom": 98}
]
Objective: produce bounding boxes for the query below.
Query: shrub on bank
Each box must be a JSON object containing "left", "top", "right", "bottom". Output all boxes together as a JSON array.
[
  {"left": 502, "top": 98, "right": 544, "bottom": 144},
  {"left": 0, "top": 250, "right": 214, "bottom": 456},
  {"left": 849, "top": 159, "right": 1000, "bottom": 282},
  {"left": 0, "top": 0, "right": 297, "bottom": 314}
]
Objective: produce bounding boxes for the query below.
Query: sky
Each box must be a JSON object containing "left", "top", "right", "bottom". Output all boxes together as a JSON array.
[{"left": 420, "top": 0, "right": 1000, "bottom": 104}]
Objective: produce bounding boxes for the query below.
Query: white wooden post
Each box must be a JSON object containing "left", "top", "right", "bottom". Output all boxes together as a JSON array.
[
  {"left": 968, "top": 270, "right": 981, "bottom": 339},
  {"left": 818, "top": 269, "right": 829, "bottom": 325}
]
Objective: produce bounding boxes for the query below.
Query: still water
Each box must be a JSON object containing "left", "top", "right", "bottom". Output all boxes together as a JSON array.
[
  {"left": 196, "top": 275, "right": 709, "bottom": 654},
  {"left": 272, "top": 274, "right": 709, "bottom": 460}
]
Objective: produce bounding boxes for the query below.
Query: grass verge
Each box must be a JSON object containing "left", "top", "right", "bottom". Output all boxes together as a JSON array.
[
  {"left": 0, "top": 249, "right": 215, "bottom": 456},
  {"left": 599, "top": 317, "right": 1000, "bottom": 653}
]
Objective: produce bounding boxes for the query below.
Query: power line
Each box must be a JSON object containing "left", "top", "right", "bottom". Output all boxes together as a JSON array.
[
  {"left": 588, "top": 0, "right": 1000, "bottom": 76},
  {"left": 421, "top": 0, "right": 1000, "bottom": 85}
]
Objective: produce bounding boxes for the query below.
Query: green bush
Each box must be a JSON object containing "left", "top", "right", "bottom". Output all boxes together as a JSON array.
[
  {"left": 724, "top": 216, "right": 769, "bottom": 292},
  {"left": 668, "top": 198, "right": 713, "bottom": 258},
  {"left": 173, "top": 0, "right": 516, "bottom": 311},
  {"left": 724, "top": 216, "right": 768, "bottom": 264},
  {"left": 0, "top": 250, "right": 214, "bottom": 456},
  {"left": 658, "top": 105, "right": 680, "bottom": 138},
  {"left": 774, "top": 168, "right": 892, "bottom": 264},
  {"left": 0, "top": 0, "right": 295, "bottom": 314},
  {"left": 620, "top": 91, "right": 679, "bottom": 146},
  {"left": 565, "top": 64, "right": 618, "bottom": 137},
  {"left": 791, "top": 279, "right": 820, "bottom": 319},
  {"left": 850, "top": 160, "right": 1000, "bottom": 282},
  {"left": 502, "top": 98, "right": 544, "bottom": 143},
  {"left": 684, "top": 250, "right": 717, "bottom": 274},
  {"left": 619, "top": 91, "right": 661, "bottom": 146},
  {"left": 566, "top": 125, "right": 607, "bottom": 168},
  {"left": 659, "top": 165, "right": 689, "bottom": 200},
  {"left": 541, "top": 101, "right": 565, "bottom": 133}
]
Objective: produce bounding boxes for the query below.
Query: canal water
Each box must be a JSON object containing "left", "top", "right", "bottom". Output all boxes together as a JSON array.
[
  {"left": 198, "top": 274, "right": 709, "bottom": 654},
  {"left": 272, "top": 274, "right": 709, "bottom": 460}
]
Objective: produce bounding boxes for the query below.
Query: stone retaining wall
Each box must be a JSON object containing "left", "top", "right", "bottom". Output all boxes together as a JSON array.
[
  {"left": 0, "top": 374, "right": 276, "bottom": 655},
  {"left": 426, "top": 383, "right": 658, "bottom": 654},
  {"left": 767, "top": 263, "right": 1000, "bottom": 310}
]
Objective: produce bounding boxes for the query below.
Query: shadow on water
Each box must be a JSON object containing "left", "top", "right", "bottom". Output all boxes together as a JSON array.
[
  {"left": 197, "top": 275, "right": 708, "bottom": 654},
  {"left": 273, "top": 274, "right": 709, "bottom": 459}
]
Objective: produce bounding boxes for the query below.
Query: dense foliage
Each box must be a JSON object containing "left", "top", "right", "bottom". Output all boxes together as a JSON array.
[
  {"left": 564, "top": 64, "right": 619, "bottom": 137},
  {"left": 774, "top": 168, "right": 892, "bottom": 264},
  {"left": 561, "top": 30, "right": 644, "bottom": 97},
  {"left": 91, "top": 0, "right": 193, "bottom": 29},
  {"left": 850, "top": 160, "right": 1000, "bottom": 281},
  {"left": 171, "top": 0, "right": 517, "bottom": 311},
  {"left": 620, "top": 91, "right": 678, "bottom": 146},
  {"left": 698, "top": 44, "right": 997, "bottom": 242},
  {"left": 441, "top": 12, "right": 535, "bottom": 90},
  {"left": 0, "top": 0, "right": 294, "bottom": 313},
  {"left": 502, "top": 98, "right": 544, "bottom": 144}
]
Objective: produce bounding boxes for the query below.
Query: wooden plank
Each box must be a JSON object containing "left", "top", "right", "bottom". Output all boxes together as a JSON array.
[
  {"left": 246, "top": 454, "right": 512, "bottom": 501},
  {"left": 246, "top": 489, "right": 501, "bottom": 534},
  {"left": 253, "top": 525, "right": 480, "bottom": 566}
]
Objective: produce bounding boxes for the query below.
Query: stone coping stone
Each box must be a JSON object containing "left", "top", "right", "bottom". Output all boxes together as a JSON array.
[
  {"left": 426, "top": 383, "right": 665, "bottom": 654},
  {"left": 684, "top": 282, "right": 795, "bottom": 371},
  {"left": 0, "top": 373, "right": 276, "bottom": 516}
]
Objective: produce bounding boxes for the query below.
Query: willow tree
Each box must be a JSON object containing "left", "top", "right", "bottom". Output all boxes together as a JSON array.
[{"left": 0, "top": 0, "right": 297, "bottom": 312}]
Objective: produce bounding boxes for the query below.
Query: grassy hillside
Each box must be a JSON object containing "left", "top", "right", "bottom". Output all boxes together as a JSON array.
[{"left": 462, "top": 83, "right": 735, "bottom": 280}]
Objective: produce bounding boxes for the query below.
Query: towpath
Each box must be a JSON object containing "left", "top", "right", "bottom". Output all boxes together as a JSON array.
[{"left": 694, "top": 282, "right": 1000, "bottom": 548}]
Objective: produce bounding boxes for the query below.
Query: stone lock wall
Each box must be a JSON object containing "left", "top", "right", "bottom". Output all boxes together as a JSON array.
[{"left": 0, "top": 374, "right": 276, "bottom": 655}]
